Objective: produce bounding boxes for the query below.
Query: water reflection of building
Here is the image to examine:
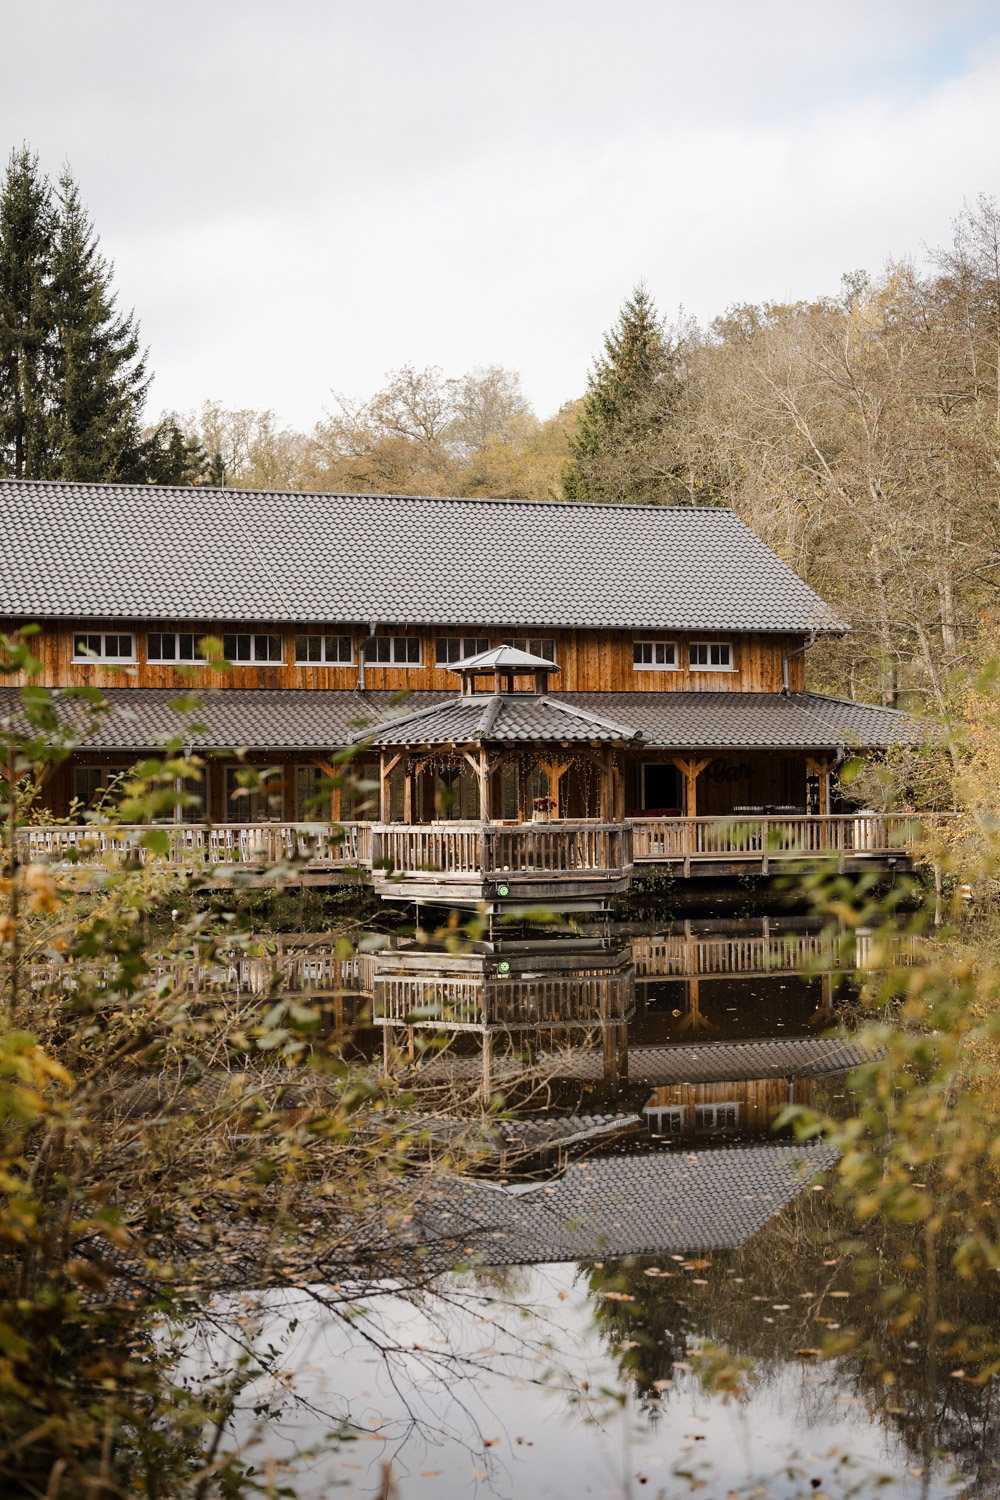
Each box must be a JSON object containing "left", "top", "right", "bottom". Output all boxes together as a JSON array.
[
  {"left": 644, "top": 1077, "right": 813, "bottom": 1139},
  {"left": 373, "top": 940, "right": 634, "bottom": 1093}
]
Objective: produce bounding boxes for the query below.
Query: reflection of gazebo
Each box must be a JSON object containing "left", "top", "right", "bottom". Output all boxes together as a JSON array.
[{"left": 356, "top": 646, "right": 645, "bottom": 824}]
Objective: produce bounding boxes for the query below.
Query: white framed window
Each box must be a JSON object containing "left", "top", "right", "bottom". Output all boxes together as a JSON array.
[
  {"left": 435, "top": 636, "right": 489, "bottom": 666},
  {"left": 689, "top": 641, "right": 733, "bottom": 670},
  {"left": 502, "top": 637, "right": 557, "bottom": 663},
  {"left": 364, "top": 636, "right": 421, "bottom": 665},
  {"left": 72, "top": 765, "right": 130, "bottom": 807},
  {"left": 695, "top": 1103, "right": 739, "bottom": 1132},
  {"left": 294, "top": 634, "right": 353, "bottom": 664},
  {"left": 633, "top": 640, "right": 677, "bottom": 670},
  {"left": 645, "top": 1105, "right": 687, "bottom": 1138},
  {"left": 147, "top": 632, "right": 208, "bottom": 663},
  {"left": 222, "top": 633, "right": 284, "bottom": 663},
  {"left": 72, "top": 632, "right": 134, "bottom": 662}
]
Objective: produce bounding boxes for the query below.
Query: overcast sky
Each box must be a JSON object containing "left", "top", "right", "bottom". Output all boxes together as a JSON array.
[{"left": 5, "top": 0, "right": 1000, "bottom": 429}]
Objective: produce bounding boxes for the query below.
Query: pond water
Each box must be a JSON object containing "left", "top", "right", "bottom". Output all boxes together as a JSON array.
[{"left": 166, "top": 913, "right": 1000, "bottom": 1498}]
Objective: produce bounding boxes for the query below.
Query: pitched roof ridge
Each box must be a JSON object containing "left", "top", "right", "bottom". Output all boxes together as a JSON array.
[
  {"left": 0, "top": 476, "right": 737, "bottom": 516},
  {"left": 799, "top": 690, "right": 916, "bottom": 719},
  {"left": 476, "top": 696, "right": 504, "bottom": 737}
]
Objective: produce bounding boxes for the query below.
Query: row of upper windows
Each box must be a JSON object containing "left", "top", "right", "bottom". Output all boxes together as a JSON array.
[
  {"left": 70, "top": 632, "right": 557, "bottom": 666},
  {"left": 633, "top": 640, "right": 733, "bottom": 671},
  {"left": 71, "top": 632, "right": 733, "bottom": 671}
]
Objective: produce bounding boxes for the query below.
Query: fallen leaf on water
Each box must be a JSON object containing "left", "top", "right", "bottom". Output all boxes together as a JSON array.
[
  {"left": 673, "top": 1360, "right": 692, "bottom": 1370},
  {"left": 421, "top": 1472, "right": 441, "bottom": 1478},
  {"left": 772, "top": 1303, "right": 791, "bottom": 1310},
  {"left": 908, "top": 1468, "right": 924, "bottom": 1478},
  {"left": 796, "top": 1348, "right": 822, "bottom": 1357},
  {"left": 557, "top": 1291, "right": 568, "bottom": 1300},
  {"left": 829, "top": 1291, "right": 850, "bottom": 1298},
  {"left": 483, "top": 1438, "right": 499, "bottom": 1447}
]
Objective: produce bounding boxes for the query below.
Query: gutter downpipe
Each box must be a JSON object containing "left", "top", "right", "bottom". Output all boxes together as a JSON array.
[
  {"left": 781, "top": 630, "right": 819, "bottom": 696},
  {"left": 357, "top": 621, "right": 379, "bottom": 692}
]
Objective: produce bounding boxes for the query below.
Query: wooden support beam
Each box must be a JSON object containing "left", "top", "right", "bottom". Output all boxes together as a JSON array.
[
  {"left": 311, "top": 758, "right": 342, "bottom": 823},
  {"left": 806, "top": 756, "right": 831, "bottom": 815},
  {"left": 670, "top": 756, "right": 711, "bottom": 819},
  {"left": 379, "top": 751, "right": 402, "bottom": 821},
  {"left": 402, "top": 755, "right": 413, "bottom": 823}
]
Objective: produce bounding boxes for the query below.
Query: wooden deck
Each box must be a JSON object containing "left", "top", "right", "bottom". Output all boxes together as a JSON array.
[{"left": 17, "top": 811, "right": 938, "bottom": 901}]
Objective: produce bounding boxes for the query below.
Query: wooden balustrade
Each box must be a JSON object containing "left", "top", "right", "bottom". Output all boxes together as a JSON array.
[
  {"left": 17, "top": 821, "right": 370, "bottom": 872},
  {"left": 630, "top": 931, "right": 918, "bottom": 977},
  {"left": 373, "top": 969, "right": 634, "bottom": 1028},
  {"left": 630, "top": 813, "right": 946, "bottom": 870},
  {"left": 16, "top": 812, "right": 941, "bottom": 887},
  {"left": 369, "top": 821, "right": 633, "bottom": 881}
]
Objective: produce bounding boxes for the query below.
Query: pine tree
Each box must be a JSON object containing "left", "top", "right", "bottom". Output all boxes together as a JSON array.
[
  {"left": 140, "top": 417, "right": 211, "bottom": 486},
  {"left": 45, "top": 170, "right": 150, "bottom": 480},
  {"left": 562, "top": 282, "right": 680, "bottom": 504},
  {"left": 0, "top": 147, "right": 54, "bottom": 478}
]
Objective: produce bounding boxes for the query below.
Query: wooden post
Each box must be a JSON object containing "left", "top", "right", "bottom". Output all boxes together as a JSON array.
[
  {"left": 806, "top": 756, "right": 831, "bottom": 816},
  {"left": 462, "top": 748, "right": 491, "bottom": 822},
  {"left": 613, "top": 761, "right": 626, "bottom": 822},
  {"left": 379, "top": 752, "right": 402, "bottom": 822},
  {"left": 670, "top": 756, "right": 711, "bottom": 822},
  {"left": 517, "top": 758, "right": 530, "bottom": 824},
  {"left": 312, "top": 758, "right": 341, "bottom": 824},
  {"left": 402, "top": 754, "right": 413, "bottom": 823},
  {"left": 598, "top": 748, "right": 613, "bottom": 823}
]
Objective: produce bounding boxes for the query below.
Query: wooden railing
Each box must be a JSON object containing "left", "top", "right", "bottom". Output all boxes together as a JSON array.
[
  {"left": 373, "top": 969, "right": 635, "bottom": 1028},
  {"left": 631, "top": 813, "right": 945, "bottom": 870},
  {"left": 27, "top": 946, "right": 376, "bottom": 998},
  {"left": 18, "top": 821, "right": 370, "bottom": 872},
  {"left": 369, "top": 821, "right": 633, "bottom": 882},
  {"left": 630, "top": 931, "right": 918, "bottom": 978}
]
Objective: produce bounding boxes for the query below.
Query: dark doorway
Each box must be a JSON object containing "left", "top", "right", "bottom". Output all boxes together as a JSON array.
[{"left": 641, "top": 762, "right": 681, "bottom": 814}]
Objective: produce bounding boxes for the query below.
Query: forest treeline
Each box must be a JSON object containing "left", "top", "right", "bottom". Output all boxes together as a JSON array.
[{"left": 4, "top": 147, "right": 1000, "bottom": 708}]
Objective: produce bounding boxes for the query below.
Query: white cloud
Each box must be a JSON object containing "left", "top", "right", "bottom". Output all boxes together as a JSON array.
[{"left": 4, "top": 0, "right": 1000, "bottom": 428}]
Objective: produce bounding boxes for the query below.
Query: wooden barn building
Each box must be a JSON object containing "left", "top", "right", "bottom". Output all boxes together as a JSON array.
[{"left": 0, "top": 481, "right": 922, "bottom": 904}]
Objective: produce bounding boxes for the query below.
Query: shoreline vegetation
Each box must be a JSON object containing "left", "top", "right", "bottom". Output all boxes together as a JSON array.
[{"left": 3, "top": 636, "right": 1000, "bottom": 1494}]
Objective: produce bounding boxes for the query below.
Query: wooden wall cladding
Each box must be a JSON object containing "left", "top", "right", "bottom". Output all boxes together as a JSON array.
[{"left": 6, "top": 622, "right": 808, "bottom": 694}]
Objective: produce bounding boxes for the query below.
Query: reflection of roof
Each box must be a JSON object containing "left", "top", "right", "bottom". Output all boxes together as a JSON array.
[
  {"left": 540, "top": 1038, "right": 870, "bottom": 1085},
  {"left": 342, "top": 1142, "right": 840, "bottom": 1269},
  {"left": 452, "top": 645, "right": 559, "bottom": 672},
  {"left": 0, "top": 481, "right": 847, "bottom": 633},
  {"left": 0, "top": 687, "right": 923, "bottom": 752}
]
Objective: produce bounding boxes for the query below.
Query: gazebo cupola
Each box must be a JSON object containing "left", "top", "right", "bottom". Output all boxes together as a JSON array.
[{"left": 453, "top": 644, "right": 558, "bottom": 698}]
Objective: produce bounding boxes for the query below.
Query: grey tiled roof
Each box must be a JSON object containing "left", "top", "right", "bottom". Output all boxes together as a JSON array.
[
  {"left": 341, "top": 1142, "right": 840, "bottom": 1269},
  {"left": 0, "top": 686, "right": 923, "bottom": 752},
  {"left": 564, "top": 691, "right": 922, "bottom": 749},
  {"left": 356, "top": 693, "right": 643, "bottom": 746},
  {"left": 0, "top": 480, "right": 847, "bottom": 633},
  {"left": 540, "top": 1038, "right": 870, "bottom": 1086}
]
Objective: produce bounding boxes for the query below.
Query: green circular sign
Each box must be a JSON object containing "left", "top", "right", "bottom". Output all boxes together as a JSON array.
[
  {"left": 496, "top": 883, "right": 509, "bottom": 897},
  {"left": 498, "top": 959, "right": 511, "bottom": 973}
]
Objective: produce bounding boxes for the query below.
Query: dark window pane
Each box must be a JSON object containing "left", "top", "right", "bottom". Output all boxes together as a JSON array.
[{"left": 179, "top": 633, "right": 195, "bottom": 660}]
